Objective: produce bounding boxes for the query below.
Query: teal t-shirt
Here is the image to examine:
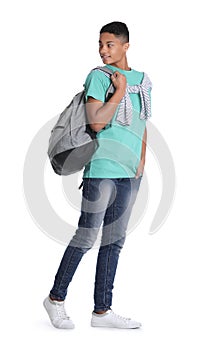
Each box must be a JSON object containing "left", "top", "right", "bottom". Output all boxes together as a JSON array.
[{"left": 83, "top": 64, "right": 150, "bottom": 178}]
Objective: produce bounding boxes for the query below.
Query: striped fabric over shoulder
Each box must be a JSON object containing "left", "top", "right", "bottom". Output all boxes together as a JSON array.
[{"left": 116, "top": 73, "right": 152, "bottom": 126}]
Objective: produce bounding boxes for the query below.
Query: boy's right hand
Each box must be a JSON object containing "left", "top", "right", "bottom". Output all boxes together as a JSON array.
[{"left": 111, "top": 71, "right": 127, "bottom": 99}]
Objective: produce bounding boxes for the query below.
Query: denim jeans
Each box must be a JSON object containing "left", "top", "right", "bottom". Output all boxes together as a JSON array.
[{"left": 50, "top": 177, "right": 142, "bottom": 312}]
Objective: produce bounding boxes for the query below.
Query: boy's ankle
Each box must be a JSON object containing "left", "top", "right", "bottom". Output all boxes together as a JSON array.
[
  {"left": 94, "top": 310, "right": 108, "bottom": 314},
  {"left": 49, "top": 295, "right": 63, "bottom": 302}
]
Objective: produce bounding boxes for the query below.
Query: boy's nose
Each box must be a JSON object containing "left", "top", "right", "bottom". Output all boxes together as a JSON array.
[
  {"left": 100, "top": 50, "right": 108, "bottom": 57},
  {"left": 99, "top": 46, "right": 107, "bottom": 55}
]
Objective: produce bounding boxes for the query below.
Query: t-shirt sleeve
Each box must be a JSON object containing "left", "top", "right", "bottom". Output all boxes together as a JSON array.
[{"left": 84, "top": 70, "right": 108, "bottom": 102}]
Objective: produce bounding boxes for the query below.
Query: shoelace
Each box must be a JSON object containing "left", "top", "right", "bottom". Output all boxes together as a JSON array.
[
  {"left": 56, "top": 303, "right": 70, "bottom": 320},
  {"left": 111, "top": 311, "right": 131, "bottom": 323}
]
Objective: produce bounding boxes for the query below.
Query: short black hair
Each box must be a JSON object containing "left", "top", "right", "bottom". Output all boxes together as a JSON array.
[{"left": 100, "top": 21, "right": 129, "bottom": 43}]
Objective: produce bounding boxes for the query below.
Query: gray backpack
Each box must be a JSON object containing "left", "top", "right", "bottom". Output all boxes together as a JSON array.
[{"left": 47, "top": 66, "right": 114, "bottom": 175}]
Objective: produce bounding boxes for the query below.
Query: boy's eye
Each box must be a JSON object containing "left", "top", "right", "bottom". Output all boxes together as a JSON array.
[{"left": 99, "top": 42, "right": 114, "bottom": 49}]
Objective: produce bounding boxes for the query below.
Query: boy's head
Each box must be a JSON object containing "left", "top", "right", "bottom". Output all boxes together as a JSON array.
[
  {"left": 99, "top": 21, "right": 130, "bottom": 67},
  {"left": 100, "top": 22, "right": 129, "bottom": 44}
]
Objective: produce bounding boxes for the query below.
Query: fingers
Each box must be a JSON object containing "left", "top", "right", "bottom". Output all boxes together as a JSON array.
[
  {"left": 111, "top": 71, "right": 120, "bottom": 80},
  {"left": 135, "top": 171, "right": 143, "bottom": 179},
  {"left": 111, "top": 71, "right": 127, "bottom": 92},
  {"left": 110, "top": 73, "right": 117, "bottom": 83},
  {"left": 135, "top": 171, "right": 140, "bottom": 179}
]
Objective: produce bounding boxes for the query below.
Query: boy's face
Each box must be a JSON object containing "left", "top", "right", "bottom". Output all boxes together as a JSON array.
[{"left": 99, "top": 32, "right": 129, "bottom": 66}]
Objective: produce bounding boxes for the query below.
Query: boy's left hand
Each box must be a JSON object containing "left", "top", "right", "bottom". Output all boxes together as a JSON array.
[{"left": 135, "top": 159, "right": 145, "bottom": 179}]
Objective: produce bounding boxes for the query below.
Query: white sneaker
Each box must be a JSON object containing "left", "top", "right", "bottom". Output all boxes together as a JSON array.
[
  {"left": 91, "top": 310, "right": 142, "bottom": 329},
  {"left": 43, "top": 297, "right": 75, "bottom": 329}
]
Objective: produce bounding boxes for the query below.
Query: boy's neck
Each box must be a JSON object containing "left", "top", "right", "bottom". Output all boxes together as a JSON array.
[{"left": 109, "top": 57, "right": 130, "bottom": 71}]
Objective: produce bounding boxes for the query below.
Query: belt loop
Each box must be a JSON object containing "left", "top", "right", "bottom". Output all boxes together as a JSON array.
[{"left": 78, "top": 180, "right": 83, "bottom": 190}]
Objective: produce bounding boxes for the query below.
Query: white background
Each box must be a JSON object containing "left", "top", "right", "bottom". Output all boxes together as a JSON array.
[{"left": 1, "top": 0, "right": 200, "bottom": 349}]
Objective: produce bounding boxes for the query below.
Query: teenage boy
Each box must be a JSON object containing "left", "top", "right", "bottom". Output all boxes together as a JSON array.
[{"left": 44, "top": 21, "right": 152, "bottom": 329}]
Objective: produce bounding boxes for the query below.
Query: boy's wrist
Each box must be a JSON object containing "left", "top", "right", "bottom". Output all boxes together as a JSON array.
[
  {"left": 140, "top": 157, "right": 145, "bottom": 164},
  {"left": 111, "top": 89, "right": 125, "bottom": 103}
]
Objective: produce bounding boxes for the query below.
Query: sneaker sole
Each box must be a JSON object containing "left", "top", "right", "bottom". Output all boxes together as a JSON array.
[{"left": 91, "top": 322, "right": 142, "bottom": 329}]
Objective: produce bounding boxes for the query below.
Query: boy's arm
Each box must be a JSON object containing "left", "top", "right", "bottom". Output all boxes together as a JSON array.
[
  {"left": 86, "top": 72, "right": 126, "bottom": 132},
  {"left": 135, "top": 127, "right": 147, "bottom": 179}
]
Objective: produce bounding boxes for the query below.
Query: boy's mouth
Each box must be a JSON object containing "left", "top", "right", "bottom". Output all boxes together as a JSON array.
[{"left": 101, "top": 55, "right": 111, "bottom": 59}]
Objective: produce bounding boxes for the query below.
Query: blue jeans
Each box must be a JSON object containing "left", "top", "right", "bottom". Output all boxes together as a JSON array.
[{"left": 50, "top": 177, "right": 142, "bottom": 312}]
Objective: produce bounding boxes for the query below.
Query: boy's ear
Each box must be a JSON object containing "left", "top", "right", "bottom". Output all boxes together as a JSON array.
[{"left": 124, "top": 43, "right": 130, "bottom": 52}]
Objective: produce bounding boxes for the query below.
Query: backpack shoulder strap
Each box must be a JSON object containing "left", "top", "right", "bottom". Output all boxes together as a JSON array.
[
  {"left": 92, "top": 66, "right": 113, "bottom": 78},
  {"left": 88, "top": 66, "right": 115, "bottom": 100}
]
